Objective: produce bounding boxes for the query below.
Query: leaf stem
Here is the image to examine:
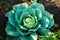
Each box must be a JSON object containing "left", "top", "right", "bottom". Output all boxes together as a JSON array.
[{"left": 31, "top": 0, "right": 37, "bottom": 3}]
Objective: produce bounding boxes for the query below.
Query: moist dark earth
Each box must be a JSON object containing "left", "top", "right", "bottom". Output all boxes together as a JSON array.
[{"left": 0, "top": 0, "right": 60, "bottom": 40}]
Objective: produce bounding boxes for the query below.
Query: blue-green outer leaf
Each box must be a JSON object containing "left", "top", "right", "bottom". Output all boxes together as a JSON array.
[
  {"left": 40, "top": 16, "right": 49, "bottom": 28},
  {"left": 30, "top": 3, "right": 45, "bottom": 12},
  {"left": 6, "top": 36, "right": 21, "bottom": 40},
  {"left": 43, "top": 11, "right": 54, "bottom": 29},
  {"left": 38, "top": 28, "right": 51, "bottom": 35},
  {"left": 5, "top": 23, "right": 21, "bottom": 36},
  {"left": 15, "top": 9, "right": 23, "bottom": 24},
  {"left": 20, "top": 35, "right": 29, "bottom": 40},
  {"left": 29, "top": 32, "right": 38, "bottom": 40},
  {"left": 13, "top": 3, "right": 29, "bottom": 11}
]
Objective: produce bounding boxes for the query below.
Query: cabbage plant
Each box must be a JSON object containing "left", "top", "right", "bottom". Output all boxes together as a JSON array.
[{"left": 5, "top": 0, "right": 54, "bottom": 40}]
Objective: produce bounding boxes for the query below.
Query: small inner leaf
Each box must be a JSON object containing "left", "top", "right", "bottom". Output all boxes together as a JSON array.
[
  {"left": 23, "top": 16, "right": 36, "bottom": 29},
  {"left": 25, "top": 18, "right": 35, "bottom": 24}
]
